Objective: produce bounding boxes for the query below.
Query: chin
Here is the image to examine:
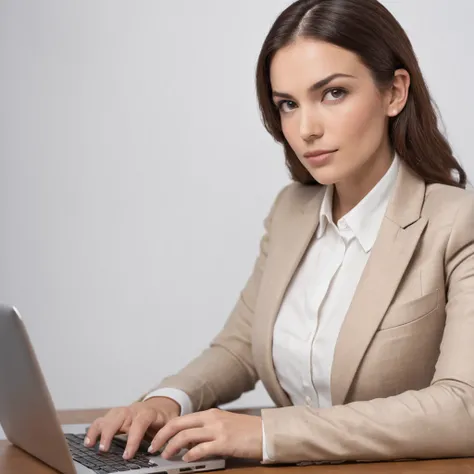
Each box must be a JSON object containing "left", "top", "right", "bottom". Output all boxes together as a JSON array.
[{"left": 306, "top": 168, "right": 339, "bottom": 186}]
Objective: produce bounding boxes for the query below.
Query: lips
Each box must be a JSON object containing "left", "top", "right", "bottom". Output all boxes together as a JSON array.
[
  {"left": 303, "top": 149, "right": 336, "bottom": 158},
  {"left": 304, "top": 150, "right": 336, "bottom": 166}
]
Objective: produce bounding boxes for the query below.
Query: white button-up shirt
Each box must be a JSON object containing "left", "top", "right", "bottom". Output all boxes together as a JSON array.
[
  {"left": 145, "top": 153, "right": 400, "bottom": 462},
  {"left": 271, "top": 154, "right": 399, "bottom": 412}
]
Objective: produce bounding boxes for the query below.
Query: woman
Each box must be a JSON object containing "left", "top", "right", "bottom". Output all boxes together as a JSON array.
[{"left": 85, "top": 0, "right": 473, "bottom": 465}]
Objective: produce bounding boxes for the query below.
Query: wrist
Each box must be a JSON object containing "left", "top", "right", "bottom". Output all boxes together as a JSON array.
[{"left": 144, "top": 396, "right": 181, "bottom": 417}]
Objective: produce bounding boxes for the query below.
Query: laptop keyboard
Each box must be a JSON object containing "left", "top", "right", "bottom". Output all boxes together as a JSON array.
[{"left": 65, "top": 433, "right": 159, "bottom": 473}]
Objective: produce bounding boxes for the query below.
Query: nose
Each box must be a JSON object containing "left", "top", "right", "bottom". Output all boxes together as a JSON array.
[{"left": 299, "top": 106, "right": 323, "bottom": 142}]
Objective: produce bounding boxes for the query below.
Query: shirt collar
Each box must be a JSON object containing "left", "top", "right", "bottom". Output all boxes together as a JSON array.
[{"left": 316, "top": 152, "right": 400, "bottom": 252}]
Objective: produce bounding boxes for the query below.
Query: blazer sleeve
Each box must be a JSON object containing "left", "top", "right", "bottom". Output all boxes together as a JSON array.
[
  {"left": 137, "top": 183, "right": 292, "bottom": 412},
  {"left": 261, "top": 193, "right": 474, "bottom": 464}
]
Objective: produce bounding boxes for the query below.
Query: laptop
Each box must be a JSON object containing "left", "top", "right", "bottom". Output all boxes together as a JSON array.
[{"left": 0, "top": 304, "right": 226, "bottom": 474}]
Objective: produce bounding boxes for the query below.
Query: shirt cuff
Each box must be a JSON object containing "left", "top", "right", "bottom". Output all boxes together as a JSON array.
[
  {"left": 260, "top": 418, "right": 276, "bottom": 464},
  {"left": 143, "top": 388, "right": 193, "bottom": 416}
]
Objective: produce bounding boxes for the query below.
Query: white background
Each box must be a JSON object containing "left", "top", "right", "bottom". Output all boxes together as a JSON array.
[{"left": 0, "top": 0, "right": 473, "bottom": 411}]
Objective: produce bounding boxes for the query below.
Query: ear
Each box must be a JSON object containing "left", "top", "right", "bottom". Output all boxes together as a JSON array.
[{"left": 386, "top": 69, "right": 411, "bottom": 117}]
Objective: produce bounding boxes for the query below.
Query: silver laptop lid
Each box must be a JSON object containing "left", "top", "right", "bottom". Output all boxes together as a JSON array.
[{"left": 0, "top": 304, "right": 77, "bottom": 474}]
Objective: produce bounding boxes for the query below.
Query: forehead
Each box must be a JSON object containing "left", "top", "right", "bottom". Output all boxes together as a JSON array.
[{"left": 270, "top": 38, "right": 366, "bottom": 89}]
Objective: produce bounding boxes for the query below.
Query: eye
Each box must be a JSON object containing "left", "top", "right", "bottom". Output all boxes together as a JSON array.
[
  {"left": 323, "top": 87, "right": 347, "bottom": 101},
  {"left": 275, "top": 100, "right": 297, "bottom": 113}
]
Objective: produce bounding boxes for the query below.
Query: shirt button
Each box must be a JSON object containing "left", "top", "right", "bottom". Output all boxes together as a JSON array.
[
  {"left": 305, "top": 396, "right": 311, "bottom": 406},
  {"left": 338, "top": 219, "right": 348, "bottom": 230}
]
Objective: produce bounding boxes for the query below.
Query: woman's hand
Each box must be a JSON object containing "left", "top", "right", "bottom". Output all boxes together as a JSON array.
[
  {"left": 85, "top": 397, "right": 181, "bottom": 459},
  {"left": 148, "top": 408, "right": 263, "bottom": 462}
]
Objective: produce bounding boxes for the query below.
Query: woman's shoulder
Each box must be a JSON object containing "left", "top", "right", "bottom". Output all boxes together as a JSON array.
[
  {"left": 272, "top": 181, "right": 324, "bottom": 210},
  {"left": 424, "top": 181, "right": 474, "bottom": 227}
]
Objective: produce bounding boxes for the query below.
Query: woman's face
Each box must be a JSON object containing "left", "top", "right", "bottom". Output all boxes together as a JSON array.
[{"left": 270, "top": 38, "right": 400, "bottom": 186}]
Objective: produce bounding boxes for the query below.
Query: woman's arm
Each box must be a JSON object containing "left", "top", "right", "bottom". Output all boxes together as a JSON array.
[
  {"left": 139, "top": 183, "right": 292, "bottom": 412},
  {"left": 261, "top": 193, "right": 474, "bottom": 464}
]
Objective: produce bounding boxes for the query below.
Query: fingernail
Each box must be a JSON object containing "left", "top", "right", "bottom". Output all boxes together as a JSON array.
[
  {"left": 84, "top": 437, "right": 90, "bottom": 447},
  {"left": 99, "top": 444, "right": 105, "bottom": 451},
  {"left": 147, "top": 446, "right": 154, "bottom": 453},
  {"left": 123, "top": 450, "right": 129, "bottom": 459},
  {"left": 182, "top": 455, "right": 189, "bottom": 462}
]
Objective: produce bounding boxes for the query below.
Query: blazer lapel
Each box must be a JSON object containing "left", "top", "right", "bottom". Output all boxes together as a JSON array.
[
  {"left": 330, "top": 162, "right": 427, "bottom": 406},
  {"left": 254, "top": 186, "right": 325, "bottom": 407}
]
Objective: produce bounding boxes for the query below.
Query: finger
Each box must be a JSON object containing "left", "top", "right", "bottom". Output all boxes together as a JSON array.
[
  {"left": 123, "top": 412, "right": 156, "bottom": 460},
  {"left": 150, "top": 412, "right": 205, "bottom": 452},
  {"left": 160, "top": 428, "right": 212, "bottom": 459},
  {"left": 182, "top": 441, "right": 217, "bottom": 463},
  {"left": 97, "top": 409, "right": 129, "bottom": 452},
  {"left": 85, "top": 417, "right": 104, "bottom": 447}
]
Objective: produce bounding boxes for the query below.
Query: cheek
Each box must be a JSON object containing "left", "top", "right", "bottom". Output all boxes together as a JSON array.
[
  {"left": 338, "top": 95, "right": 386, "bottom": 150},
  {"left": 281, "top": 119, "right": 298, "bottom": 148}
]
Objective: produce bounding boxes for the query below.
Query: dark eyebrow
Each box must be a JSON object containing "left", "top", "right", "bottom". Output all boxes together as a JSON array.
[{"left": 272, "top": 73, "right": 356, "bottom": 100}]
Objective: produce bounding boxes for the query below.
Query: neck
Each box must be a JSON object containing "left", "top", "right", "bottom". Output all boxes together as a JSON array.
[{"left": 332, "top": 145, "right": 394, "bottom": 223}]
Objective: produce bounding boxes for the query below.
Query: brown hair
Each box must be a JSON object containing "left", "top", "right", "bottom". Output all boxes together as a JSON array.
[{"left": 255, "top": 0, "right": 468, "bottom": 188}]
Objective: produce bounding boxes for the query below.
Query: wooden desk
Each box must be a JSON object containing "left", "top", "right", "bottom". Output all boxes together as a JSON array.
[{"left": 1, "top": 408, "right": 474, "bottom": 473}]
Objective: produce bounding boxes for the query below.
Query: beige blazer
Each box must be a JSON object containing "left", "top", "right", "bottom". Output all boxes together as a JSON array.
[{"left": 142, "top": 160, "right": 474, "bottom": 463}]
